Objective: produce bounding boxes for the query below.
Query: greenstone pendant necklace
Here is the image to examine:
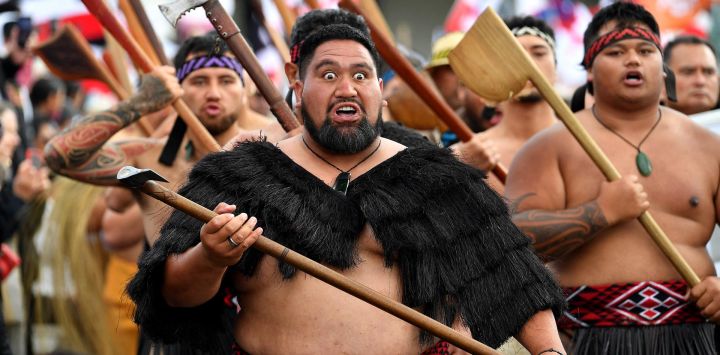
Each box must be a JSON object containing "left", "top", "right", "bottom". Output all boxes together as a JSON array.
[
  {"left": 301, "top": 136, "right": 382, "bottom": 195},
  {"left": 591, "top": 105, "right": 662, "bottom": 177}
]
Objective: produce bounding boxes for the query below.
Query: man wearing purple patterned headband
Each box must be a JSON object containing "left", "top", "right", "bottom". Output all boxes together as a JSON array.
[
  {"left": 506, "top": 2, "right": 720, "bottom": 354},
  {"left": 45, "top": 34, "right": 264, "bottom": 247}
]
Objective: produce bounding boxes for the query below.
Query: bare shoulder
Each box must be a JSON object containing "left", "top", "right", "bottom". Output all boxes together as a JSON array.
[
  {"left": 666, "top": 107, "right": 720, "bottom": 151},
  {"left": 380, "top": 137, "right": 406, "bottom": 152},
  {"left": 505, "top": 119, "right": 577, "bottom": 206},
  {"left": 260, "top": 121, "right": 289, "bottom": 144},
  {"left": 512, "top": 121, "right": 568, "bottom": 167},
  {"left": 223, "top": 129, "right": 267, "bottom": 150},
  {"left": 372, "top": 137, "right": 404, "bottom": 163}
]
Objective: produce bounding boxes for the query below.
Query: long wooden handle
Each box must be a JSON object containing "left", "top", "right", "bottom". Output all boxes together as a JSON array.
[
  {"left": 304, "top": 0, "right": 321, "bottom": 10},
  {"left": 202, "top": 0, "right": 300, "bottom": 133},
  {"left": 33, "top": 25, "right": 151, "bottom": 136},
  {"left": 119, "top": 0, "right": 161, "bottom": 65},
  {"left": 359, "top": 0, "right": 394, "bottom": 44},
  {"left": 530, "top": 71, "right": 700, "bottom": 286},
  {"left": 264, "top": 19, "right": 291, "bottom": 63},
  {"left": 139, "top": 179, "right": 498, "bottom": 355},
  {"left": 271, "top": 0, "right": 296, "bottom": 35},
  {"left": 81, "top": 0, "right": 221, "bottom": 152},
  {"left": 103, "top": 31, "right": 134, "bottom": 94},
  {"left": 128, "top": 0, "right": 171, "bottom": 65},
  {"left": 250, "top": 0, "right": 290, "bottom": 63},
  {"left": 98, "top": 39, "right": 155, "bottom": 136},
  {"left": 337, "top": 0, "right": 507, "bottom": 183}
]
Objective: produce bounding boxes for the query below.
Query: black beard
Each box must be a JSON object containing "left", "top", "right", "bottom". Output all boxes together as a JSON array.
[
  {"left": 203, "top": 114, "right": 236, "bottom": 136},
  {"left": 302, "top": 105, "right": 383, "bottom": 154},
  {"left": 517, "top": 92, "right": 543, "bottom": 104}
]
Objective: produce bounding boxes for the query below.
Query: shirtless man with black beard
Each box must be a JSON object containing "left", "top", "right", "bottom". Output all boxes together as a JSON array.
[{"left": 128, "top": 22, "right": 567, "bottom": 355}]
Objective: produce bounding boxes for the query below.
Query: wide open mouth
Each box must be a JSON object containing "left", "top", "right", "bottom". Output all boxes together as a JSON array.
[
  {"left": 624, "top": 70, "right": 643, "bottom": 84},
  {"left": 330, "top": 101, "right": 363, "bottom": 123}
]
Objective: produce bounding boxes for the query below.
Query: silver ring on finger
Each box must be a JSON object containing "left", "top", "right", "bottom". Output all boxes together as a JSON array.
[{"left": 227, "top": 236, "right": 240, "bottom": 248}]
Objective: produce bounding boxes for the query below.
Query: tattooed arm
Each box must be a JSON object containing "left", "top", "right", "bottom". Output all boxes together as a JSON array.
[
  {"left": 511, "top": 194, "right": 608, "bottom": 259},
  {"left": 44, "top": 67, "right": 182, "bottom": 185},
  {"left": 505, "top": 127, "right": 649, "bottom": 260},
  {"left": 510, "top": 177, "right": 649, "bottom": 260}
]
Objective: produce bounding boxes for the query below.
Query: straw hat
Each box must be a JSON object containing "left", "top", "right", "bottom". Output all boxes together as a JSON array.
[{"left": 426, "top": 32, "right": 465, "bottom": 69}]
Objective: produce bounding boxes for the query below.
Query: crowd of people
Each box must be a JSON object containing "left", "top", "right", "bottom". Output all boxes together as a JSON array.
[{"left": 1, "top": 1, "right": 720, "bottom": 355}]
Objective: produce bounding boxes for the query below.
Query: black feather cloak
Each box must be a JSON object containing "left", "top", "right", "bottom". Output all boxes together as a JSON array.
[{"left": 127, "top": 141, "right": 564, "bottom": 353}]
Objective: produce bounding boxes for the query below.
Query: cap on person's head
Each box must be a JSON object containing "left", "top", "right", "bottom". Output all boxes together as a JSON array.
[{"left": 426, "top": 32, "right": 465, "bottom": 69}]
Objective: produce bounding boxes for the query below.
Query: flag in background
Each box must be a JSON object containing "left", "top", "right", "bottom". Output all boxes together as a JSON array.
[
  {"left": 443, "top": 0, "right": 502, "bottom": 33},
  {"left": 635, "top": 0, "right": 711, "bottom": 39}
]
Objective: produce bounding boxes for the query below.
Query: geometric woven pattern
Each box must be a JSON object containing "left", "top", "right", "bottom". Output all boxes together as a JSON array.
[
  {"left": 421, "top": 341, "right": 451, "bottom": 355},
  {"left": 558, "top": 280, "right": 706, "bottom": 329}
]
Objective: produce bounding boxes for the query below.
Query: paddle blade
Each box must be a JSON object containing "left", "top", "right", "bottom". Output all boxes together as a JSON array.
[
  {"left": 448, "top": 7, "right": 531, "bottom": 102},
  {"left": 386, "top": 76, "right": 448, "bottom": 131},
  {"left": 33, "top": 25, "right": 107, "bottom": 82}
]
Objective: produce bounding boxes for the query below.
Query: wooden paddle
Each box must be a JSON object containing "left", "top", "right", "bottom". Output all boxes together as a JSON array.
[
  {"left": 119, "top": 0, "right": 161, "bottom": 65},
  {"left": 117, "top": 166, "right": 500, "bottom": 355},
  {"left": 251, "top": 0, "right": 291, "bottom": 63},
  {"left": 449, "top": 7, "right": 700, "bottom": 286},
  {"left": 304, "top": 0, "right": 321, "bottom": 10},
  {"left": 32, "top": 25, "right": 153, "bottom": 136},
  {"left": 359, "top": 0, "right": 394, "bottom": 44},
  {"left": 34, "top": 25, "right": 128, "bottom": 99},
  {"left": 82, "top": 0, "right": 221, "bottom": 152},
  {"left": 103, "top": 30, "right": 134, "bottom": 95},
  {"left": 338, "top": 0, "right": 508, "bottom": 183}
]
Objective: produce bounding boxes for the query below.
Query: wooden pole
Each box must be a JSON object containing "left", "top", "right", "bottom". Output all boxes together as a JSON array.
[
  {"left": 271, "top": 0, "right": 296, "bottom": 35},
  {"left": 128, "top": 0, "right": 171, "bottom": 65},
  {"left": 358, "top": 0, "right": 394, "bottom": 44},
  {"left": 82, "top": 0, "right": 222, "bottom": 152},
  {"left": 133, "top": 176, "right": 499, "bottom": 355},
  {"left": 32, "top": 25, "right": 153, "bottom": 136},
  {"left": 449, "top": 7, "right": 700, "bottom": 286},
  {"left": 103, "top": 30, "right": 134, "bottom": 94},
  {"left": 304, "top": 0, "right": 321, "bottom": 10},
  {"left": 338, "top": 0, "right": 508, "bottom": 183},
  {"left": 200, "top": 0, "right": 301, "bottom": 133},
  {"left": 251, "top": 0, "right": 291, "bottom": 63},
  {"left": 119, "top": 0, "right": 161, "bottom": 65}
]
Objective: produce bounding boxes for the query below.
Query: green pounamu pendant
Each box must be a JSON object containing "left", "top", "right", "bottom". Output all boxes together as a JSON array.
[
  {"left": 333, "top": 172, "right": 351, "bottom": 195},
  {"left": 636, "top": 150, "right": 652, "bottom": 177}
]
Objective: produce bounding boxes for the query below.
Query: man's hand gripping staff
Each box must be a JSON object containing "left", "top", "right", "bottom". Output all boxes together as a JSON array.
[
  {"left": 447, "top": 7, "right": 701, "bottom": 287},
  {"left": 116, "top": 166, "right": 500, "bottom": 355}
]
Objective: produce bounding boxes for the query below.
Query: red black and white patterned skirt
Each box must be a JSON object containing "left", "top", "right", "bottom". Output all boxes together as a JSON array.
[{"left": 558, "top": 280, "right": 717, "bottom": 355}]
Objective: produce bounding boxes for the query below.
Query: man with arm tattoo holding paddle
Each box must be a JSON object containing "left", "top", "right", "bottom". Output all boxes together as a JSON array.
[{"left": 506, "top": 3, "right": 720, "bottom": 353}]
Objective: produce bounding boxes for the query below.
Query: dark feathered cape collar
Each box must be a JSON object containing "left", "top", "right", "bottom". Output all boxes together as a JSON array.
[{"left": 128, "top": 141, "right": 564, "bottom": 352}]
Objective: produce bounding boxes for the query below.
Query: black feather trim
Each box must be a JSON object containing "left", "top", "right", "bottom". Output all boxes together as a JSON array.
[
  {"left": 127, "top": 141, "right": 564, "bottom": 351},
  {"left": 381, "top": 121, "right": 436, "bottom": 148}
]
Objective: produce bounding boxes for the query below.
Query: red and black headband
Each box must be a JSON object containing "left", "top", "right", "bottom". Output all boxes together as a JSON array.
[
  {"left": 290, "top": 41, "right": 303, "bottom": 63},
  {"left": 582, "top": 26, "right": 661, "bottom": 68}
]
